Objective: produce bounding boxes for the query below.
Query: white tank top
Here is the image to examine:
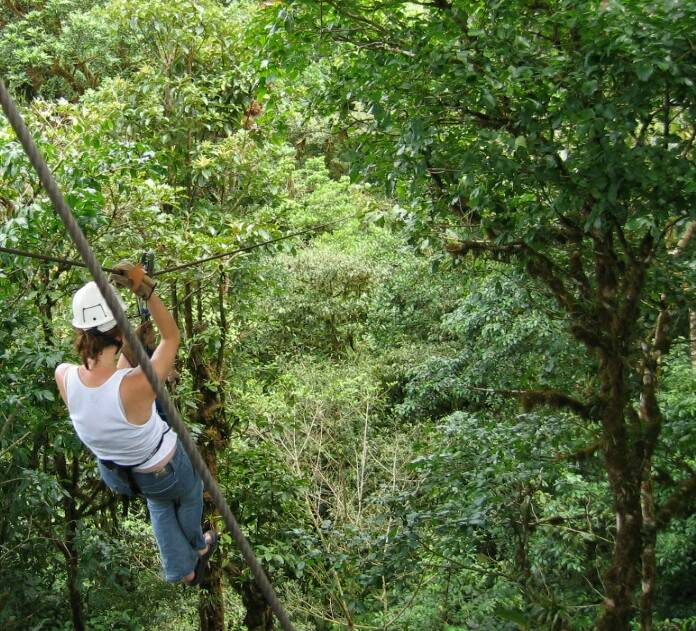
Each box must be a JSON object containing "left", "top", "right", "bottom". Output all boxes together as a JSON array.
[{"left": 65, "top": 365, "right": 177, "bottom": 470}]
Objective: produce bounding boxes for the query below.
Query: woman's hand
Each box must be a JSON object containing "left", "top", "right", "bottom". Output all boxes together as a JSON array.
[{"left": 110, "top": 261, "right": 156, "bottom": 300}]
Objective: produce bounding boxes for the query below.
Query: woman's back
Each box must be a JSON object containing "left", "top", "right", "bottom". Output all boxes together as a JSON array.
[{"left": 64, "top": 364, "right": 175, "bottom": 468}]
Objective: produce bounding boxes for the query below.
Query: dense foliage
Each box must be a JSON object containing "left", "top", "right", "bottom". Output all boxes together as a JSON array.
[{"left": 1, "top": 1, "right": 695, "bottom": 630}]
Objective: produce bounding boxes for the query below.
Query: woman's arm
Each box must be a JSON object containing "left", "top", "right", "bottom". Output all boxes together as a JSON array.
[
  {"left": 142, "top": 293, "right": 180, "bottom": 382},
  {"left": 54, "top": 363, "right": 71, "bottom": 405},
  {"left": 120, "top": 291, "right": 180, "bottom": 424}
]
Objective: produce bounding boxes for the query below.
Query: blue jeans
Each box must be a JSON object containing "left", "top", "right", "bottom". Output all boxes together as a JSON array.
[{"left": 98, "top": 442, "right": 207, "bottom": 582}]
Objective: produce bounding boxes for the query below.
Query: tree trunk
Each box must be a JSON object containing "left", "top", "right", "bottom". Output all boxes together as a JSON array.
[
  {"left": 598, "top": 474, "right": 643, "bottom": 631},
  {"left": 241, "top": 582, "right": 274, "bottom": 631},
  {"left": 672, "top": 222, "right": 696, "bottom": 368},
  {"left": 637, "top": 306, "right": 670, "bottom": 631},
  {"left": 199, "top": 566, "right": 225, "bottom": 631},
  {"left": 55, "top": 455, "right": 85, "bottom": 631},
  {"left": 181, "top": 271, "right": 278, "bottom": 631},
  {"left": 690, "top": 311, "right": 696, "bottom": 369},
  {"left": 596, "top": 356, "right": 643, "bottom": 631},
  {"left": 35, "top": 276, "right": 85, "bottom": 629},
  {"left": 64, "top": 523, "right": 85, "bottom": 631},
  {"left": 514, "top": 485, "right": 532, "bottom": 580},
  {"left": 640, "top": 475, "right": 656, "bottom": 631},
  {"left": 199, "top": 448, "right": 225, "bottom": 631}
]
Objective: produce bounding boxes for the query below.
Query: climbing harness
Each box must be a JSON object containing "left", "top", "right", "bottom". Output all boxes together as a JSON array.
[
  {"left": 136, "top": 251, "right": 155, "bottom": 321},
  {"left": 100, "top": 426, "right": 172, "bottom": 496},
  {"left": 0, "top": 79, "right": 296, "bottom": 631}
]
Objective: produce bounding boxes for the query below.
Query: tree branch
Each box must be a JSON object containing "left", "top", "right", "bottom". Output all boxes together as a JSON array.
[
  {"left": 520, "top": 389, "right": 597, "bottom": 421},
  {"left": 445, "top": 234, "right": 606, "bottom": 349},
  {"left": 2, "top": 0, "right": 25, "bottom": 18},
  {"left": 656, "top": 474, "right": 696, "bottom": 529},
  {"left": 215, "top": 267, "right": 227, "bottom": 375},
  {"left": 322, "top": 0, "right": 392, "bottom": 36},
  {"left": 637, "top": 302, "right": 671, "bottom": 463},
  {"left": 444, "top": 238, "right": 522, "bottom": 257},
  {"left": 80, "top": 497, "right": 118, "bottom": 519},
  {"left": 555, "top": 440, "right": 602, "bottom": 463},
  {"left": 468, "top": 386, "right": 597, "bottom": 421},
  {"left": 670, "top": 221, "right": 696, "bottom": 257}
]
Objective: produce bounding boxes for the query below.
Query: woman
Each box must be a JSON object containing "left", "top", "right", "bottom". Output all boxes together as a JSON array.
[{"left": 54, "top": 263, "right": 217, "bottom": 585}]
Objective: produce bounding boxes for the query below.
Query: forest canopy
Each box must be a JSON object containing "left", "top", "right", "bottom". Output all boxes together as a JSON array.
[{"left": 1, "top": 1, "right": 695, "bottom": 630}]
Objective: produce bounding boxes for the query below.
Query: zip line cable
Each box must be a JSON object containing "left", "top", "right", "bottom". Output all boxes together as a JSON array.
[
  {"left": 0, "top": 78, "right": 296, "bottom": 631},
  {"left": 0, "top": 215, "right": 356, "bottom": 277},
  {"left": 153, "top": 215, "right": 353, "bottom": 276},
  {"left": 0, "top": 245, "right": 111, "bottom": 272}
]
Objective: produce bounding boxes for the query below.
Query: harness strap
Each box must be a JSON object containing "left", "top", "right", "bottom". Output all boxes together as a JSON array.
[{"left": 100, "top": 427, "right": 172, "bottom": 495}]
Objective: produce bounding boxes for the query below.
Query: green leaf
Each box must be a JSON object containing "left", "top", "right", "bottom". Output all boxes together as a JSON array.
[
  {"left": 495, "top": 608, "right": 530, "bottom": 627},
  {"left": 635, "top": 62, "right": 654, "bottom": 81}
]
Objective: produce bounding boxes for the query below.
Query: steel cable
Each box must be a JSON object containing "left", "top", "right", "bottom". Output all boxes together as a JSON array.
[
  {"left": 0, "top": 245, "right": 119, "bottom": 272},
  {"left": 0, "top": 218, "right": 355, "bottom": 277}
]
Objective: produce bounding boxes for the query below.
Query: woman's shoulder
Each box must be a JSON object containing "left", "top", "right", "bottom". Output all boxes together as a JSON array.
[
  {"left": 55, "top": 362, "right": 78, "bottom": 405},
  {"left": 55, "top": 362, "right": 77, "bottom": 379},
  {"left": 120, "top": 366, "right": 149, "bottom": 392}
]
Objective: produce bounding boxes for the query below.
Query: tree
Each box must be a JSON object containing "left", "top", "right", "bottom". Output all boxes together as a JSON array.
[
  {"left": 0, "top": 0, "right": 114, "bottom": 99},
  {"left": 0, "top": 3, "right": 314, "bottom": 619},
  {"left": 268, "top": 1, "right": 696, "bottom": 628}
]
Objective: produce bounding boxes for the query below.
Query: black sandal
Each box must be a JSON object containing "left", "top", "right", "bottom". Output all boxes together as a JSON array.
[
  {"left": 200, "top": 530, "right": 219, "bottom": 564},
  {"left": 184, "top": 531, "right": 218, "bottom": 587},
  {"left": 184, "top": 554, "right": 210, "bottom": 587}
]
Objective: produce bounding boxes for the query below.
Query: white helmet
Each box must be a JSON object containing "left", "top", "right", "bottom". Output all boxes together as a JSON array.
[{"left": 71, "top": 281, "right": 124, "bottom": 331}]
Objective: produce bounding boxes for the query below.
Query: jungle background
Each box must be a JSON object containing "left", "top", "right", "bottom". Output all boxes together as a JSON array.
[{"left": 1, "top": 1, "right": 695, "bottom": 630}]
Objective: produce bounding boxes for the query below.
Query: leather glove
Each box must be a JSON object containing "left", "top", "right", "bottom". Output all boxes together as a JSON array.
[
  {"left": 110, "top": 261, "right": 156, "bottom": 301},
  {"left": 121, "top": 320, "right": 157, "bottom": 367}
]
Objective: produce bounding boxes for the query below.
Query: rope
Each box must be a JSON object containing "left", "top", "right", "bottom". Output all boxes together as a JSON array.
[
  {"left": 0, "top": 78, "right": 297, "bottom": 631},
  {"left": 0, "top": 215, "right": 356, "bottom": 277},
  {"left": 153, "top": 215, "right": 353, "bottom": 276},
  {"left": 0, "top": 245, "right": 119, "bottom": 273}
]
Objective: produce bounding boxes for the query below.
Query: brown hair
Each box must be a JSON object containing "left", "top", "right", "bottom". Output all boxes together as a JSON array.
[{"left": 74, "top": 326, "right": 122, "bottom": 368}]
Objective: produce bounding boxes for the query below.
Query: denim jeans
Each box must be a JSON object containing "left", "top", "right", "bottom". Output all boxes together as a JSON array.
[{"left": 97, "top": 441, "right": 207, "bottom": 582}]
